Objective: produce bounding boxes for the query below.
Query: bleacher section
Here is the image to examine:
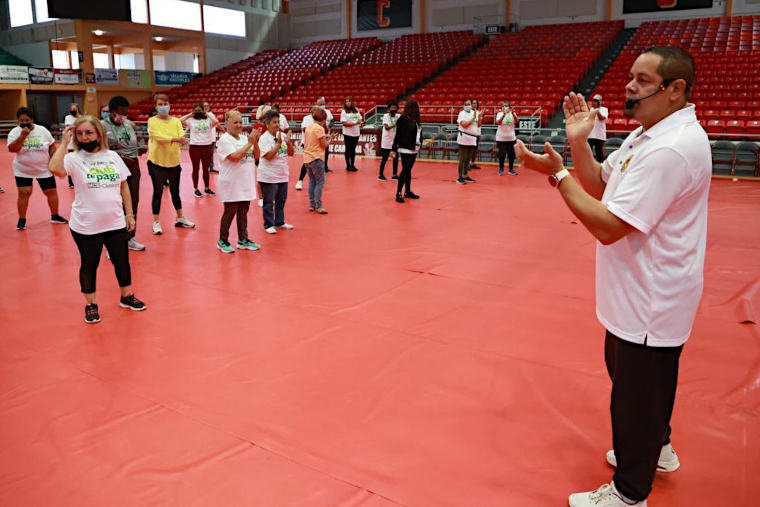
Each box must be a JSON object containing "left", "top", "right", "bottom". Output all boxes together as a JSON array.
[
  {"left": 410, "top": 22, "right": 623, "bottom": 126},
  {"left": 0, "top": 49, "right": 30, "bottom": 67}
]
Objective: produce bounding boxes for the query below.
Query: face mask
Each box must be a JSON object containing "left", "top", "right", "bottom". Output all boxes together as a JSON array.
[
  {"left": 79, "top": 140, "right": 99, "bottom": 152},
  {"left": 389, "top": 109, "right": 397, "bottom": 116},
  {"left": 157, "top": 105, "right": 170, "bottom": 115},
  {"left": 19, "top": 123, "right": 32, "bottom": 130},
  {"left": 319, "top": 105, "right": 326, "bottom": 110},
  {"left": 193, "top": 112, "right": 205, "bottom": 120},
  {"left": 70, "top": 110, "right": 78, "bottom": 117},
  {"left": 101, "top": 112, "right": 110, "bottom": 120},
  {"left": 504, "top": 106, "right": 510, "bottom": 112},
  {"left": 464, "top": 106, "right": 472, "bottom": 113}
]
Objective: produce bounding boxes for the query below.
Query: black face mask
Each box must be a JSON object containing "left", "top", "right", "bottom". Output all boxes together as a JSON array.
[
  {"left": 19, "top": 123, "right": 32, "bottom": 130},
  {"left": 389, "top": 110, "right": 397, "bottom": 116},
  {"left": 193, "top": 112, "right": 206, "bottom": 120},
  {"left": 70, "top": 110, "right": 78, "bottom": 117},
  {"left": 79, "top": 140, "right": 99, "bottom": 152}
]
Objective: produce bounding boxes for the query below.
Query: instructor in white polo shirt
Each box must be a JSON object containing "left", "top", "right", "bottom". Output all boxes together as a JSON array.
[{"left": 516, "top": 46, "right": 710, "bottom": 507}]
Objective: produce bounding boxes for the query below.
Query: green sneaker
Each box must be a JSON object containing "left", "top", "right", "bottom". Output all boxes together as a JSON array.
[
  {"left": 237, "top": 239, "right": 261, "bottom": 251},
  {"left": 217, "top": 239, "right": 235, "bottom": 254}
]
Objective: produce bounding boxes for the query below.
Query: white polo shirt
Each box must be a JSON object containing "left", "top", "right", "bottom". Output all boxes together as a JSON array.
[
  {"left": 589, "top": 106, "right": 609, "bottom": 141},
  {"left": 596, "top": 104, "right": 711, "bottom": 347}
]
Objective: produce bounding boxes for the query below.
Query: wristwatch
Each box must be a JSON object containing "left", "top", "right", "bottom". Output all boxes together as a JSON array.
[{"left": 549, "top": 169, "right": 570, "bottom": 187}]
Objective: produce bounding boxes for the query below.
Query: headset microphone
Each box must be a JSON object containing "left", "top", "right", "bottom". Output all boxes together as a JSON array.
[{"left": 624, "top": 80, "right": 671, "bottom": 110}]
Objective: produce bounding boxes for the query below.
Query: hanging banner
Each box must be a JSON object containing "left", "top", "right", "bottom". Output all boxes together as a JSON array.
[
  {"left": 357, "top": 0, "right": 412, "bottom": 31},
  {"left": 155, "top": 70, "right": 194, "bottom": 86},
  {"left": 54, "top": 69, "right": 81, "bottom": 85},
  {"left": 623, "top": 0, "right": 713, "bottom": 13},
  {"left": 119, "top": 69, "right": 151, "bottom": 89},
  {"left": 0, "top": 65, "right": 30, "bottom": 84},
  {"left": 28, "top": 67, "right": 55, "bottom": 85},
  {"left": 94, "top": 68, "right": 119, "bottom": 85}
]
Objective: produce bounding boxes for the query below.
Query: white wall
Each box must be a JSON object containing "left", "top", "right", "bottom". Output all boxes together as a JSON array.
[
  {"left": 289, "top": 0, "right": 344, "bottom": 46},
  {"left": 428, "top": 0, "right": 504, "bottom": 32},
  {"left": 3, "top": 41, "right": 51, "bottom": 66},
  {"left": 515, "top": 0, "right": 604, "bottom": 27}
]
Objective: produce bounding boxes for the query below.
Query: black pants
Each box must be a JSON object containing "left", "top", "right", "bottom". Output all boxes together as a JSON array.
[
  {"left": 148, "top": 161, "right": 182, "bottom": 215},
  {"left": 220, "top": 201, "right": 250, "bottom": 242},
  {"left": 324, "top": 146, "right": 330, "bottom": 170},
  {"left": 497, "top": 141, "right": 516, "bottom": 172},
  {"left": 589, "top": 138, "right": 605, "bottom": 162},
  {"left": 344, "top": 135, "right": 359, "bottom": 168},
  {"left": 299, "top": 163, "right": 307, "bottom": 182},
  {"left": 396, "top": 153, "right": 416, "bottom": 195},
  {"left": 71, "top": 228, "right": 131, "bottom": 294},
  {"left": 260, "top": 182, "right": 288, "bottom": 229},
  {"left": 122, "top": 157, "right": 141, "bottom": 239},
  {"left": 605, "top": 331, "right": 682, "bottom": 502},
  {"left": 379, "top": 147, "right": 399, "bottom": 177},
  {"left": 67, "top": 149, "right": 74, "bottom": 187}
]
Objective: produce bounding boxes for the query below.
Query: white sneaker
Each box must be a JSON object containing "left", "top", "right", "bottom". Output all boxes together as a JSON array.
[
  {"left": 295, "top": 180, "right": 303, "bottom": 190},
  {"left": 607, "top": 443, "right": 680, "bottom": 473},
  {"left": 258, "top": 199, "right": 263, "bottom": 207},
  {"left": 277, "top": 223, "right": 295, "bottom": 230},
  {"left": 569, "top": 483, "right": 647, "bottom": 507},
  {"left": 128, "top": 238, "right": 146, "bottom": 251},
  {"left": 152, "top": 221, "right": 163, "bottom": 235},
  {"left": 265, "top": 226, "right": 277, "bottom": 234},
  {"left": 175, "top": 217, "right": 195, "bottom": 228}
]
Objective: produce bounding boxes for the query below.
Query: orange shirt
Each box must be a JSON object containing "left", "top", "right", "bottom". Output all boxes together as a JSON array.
[{"left": 303, "top": 122, "right": 326, "bottom": 164}]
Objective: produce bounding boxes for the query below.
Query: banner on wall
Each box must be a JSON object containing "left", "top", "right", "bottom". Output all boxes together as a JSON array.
[
  {"left": 357, "top": 0, "right": 412, "bottom": 31},
  {"left": 623, "top": 0, "right": 713, "bottom": 14},
  {"left": 54, "top": 69, "right": 81, "bottom": 85},
  {"left": 119, "top": 69, "right": 151, "bottom": 89},
  {"left": 0, "top": 65, "right": 30, "bottom": 84},
  {"left": 94, "top": 68, "right": 119, "bottom": 85},
  {"left": 28, "top": 67, "right": 55, "bottom": 84},
  {"left": 155, "top": 70, "right": 194, "bottom": 86}
]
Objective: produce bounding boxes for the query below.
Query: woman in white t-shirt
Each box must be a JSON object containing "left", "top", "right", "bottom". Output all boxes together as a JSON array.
[
  {"left": 7, "top": 107, "right": 68, "bottom": 231},
  {"left": 215, "top": 110, "right": 262, "bottom": 254},
  {"left": 180, "top": 103, "right": 219, "bottom": 198},
  {"left": 49, "top": 115, "right": 146, "bottom": 324},
  {"left": 257, "top": 110, "right": 295, "bottom": 234},
  {"left": 456, "top": 99, "right": 478, "bottom": 185},
  {"left": 378, "top": 101, "right": 400, "bottom": 181},
  {"left": 64, "top": 102, "right": 81, "bottom": 188},
  {"left": 495, "top": 99, "right": 520, "bottom": 176},
  {"left": 340, "top": 96, "right": 363, "bottom": 172}
]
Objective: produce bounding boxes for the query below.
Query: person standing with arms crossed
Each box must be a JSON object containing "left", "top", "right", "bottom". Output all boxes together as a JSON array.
[
  {"left": 588, "top": 94, "right": 609, "bottom": 163},
  {"left": 303, "top": 107, "right": 339, "bottom": 214},
  {"left": 516, "top": 47, "right": 709, "bottom": 507}
]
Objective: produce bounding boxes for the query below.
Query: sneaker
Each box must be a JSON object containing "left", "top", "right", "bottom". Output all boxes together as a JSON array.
[
  {"left": 471, "top": 164, "right": 481, "bottom": 170},
  {"left": 391, "top": 175, "right": 399, "bottom": 180},
  {"left": 509, "top": 169, "right": 519, "bottom": 176},
  {"left": 204, "top": 188, "right": 216, "bottom": 197},
  {"left": 315, "top": 207, "right": 328, "bottom": 214},
  {"left": 68, "top": 182, "right": 75, "bottom": 189},
  {"left": 152, "top": 221, "right": 163, "bottom": 235},
  {"left": 456, "top": 178, "right": 466, "bottom": 185},
  {"left": 217, "top": 239, "right": 235, "bottom": 254},
  {"left": 378, "top": 175, "right": 387, "bottom": 181},
  {"left": 404, "top": 192, "right": 420, "bottom": 199},
  {"left": 236, "top": 239, "right": 261, "bottom": 251},
  {"left": 325, "top": 167, "right": 333, "bottom": 173},
  {"left": 464, "top": 176, "right": 476, "bottom": 183},
  {"left": 309, "top": 206, "right": 316, "bottom": 212},
  {"left": 258, "top": 199, "right": 263, "bottom": 207},
  {"left": 295, "top": 180, "right": 303, "bottom": 190},
  {"left": 194, "top": 189, "right": 203, "bottom": 198},
  {"left": 499, "top": 169, "right": 504, "bottom": 176},
  {"left": 128, "top": 238, "right": 146, "bottom": 251},
  {"left": 277, "top": 223, "right": 295, "bottom": 230},
  {"left": 120, "top": 294, "right": 147, "bottom": 311},
  {"left": 265, "top": 226, "right": 277, "bottom": 234},
  {"left": 396, "top": 195, "right": 405, "bottom": 203},
  {"left": 84, "top": 304, "right": 101, "bottom": 324},
  {"left": 50, "top": 214, "right": 68, "bottom": 224},
  {"left": 0, "top": 187, "right": 4, "bottom": 193},
  {"left": 209, "top": 168, "right": 219, "bottom": 173},
  {"left": 16, "top": 218, "right": 26, "bottom": 230},
  {"left": 175, "top": 217, "right": 195, "bottom": 228},
  {"left": 346, "top": 166, "right": 358, "bottom": 172},
  {"left": 569, "top": 483, "right": 646, "bottom": 507},
  {"left": 606, "top": 444, "right": 680, "bottom": 473},
  {"left": 163, "top": 181, "right": 170, "bottom": 188}
]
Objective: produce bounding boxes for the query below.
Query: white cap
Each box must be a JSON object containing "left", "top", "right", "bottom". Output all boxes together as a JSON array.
[{"left": 593, "top": 94, "right": 603, "bottom": 101}]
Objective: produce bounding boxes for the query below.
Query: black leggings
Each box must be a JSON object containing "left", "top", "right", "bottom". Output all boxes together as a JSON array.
[
  {"left": 497, "top": 141, "right": 516, "bottom": 172},
  {"left": 588, "top": 138, "right": 605, "bottom": 163},
  {"left": 148, "top": 161, "right": 182, "bottom": 215},
  {"left": 299, "top": 164, "right": 307, "bottom": 182},
  {"left": 379, "top": 147, "right": 399, "bottom": 177},
  {"left": 396, "top": 153, "right": 416, "bottom": 195},
  {"left": 344, "top": 135, "right": 359, "bottom": 168},
  {"left": 71, "top": 228, "right": 131, "bottom": 294}
]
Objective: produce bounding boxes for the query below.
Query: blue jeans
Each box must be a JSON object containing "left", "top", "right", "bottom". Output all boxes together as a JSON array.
[
  {"left": 306, "top": 159, "right": 325, "bottom": 208},
  {"left": 259, "top": 181, "right": 288, "bottom": 229}
]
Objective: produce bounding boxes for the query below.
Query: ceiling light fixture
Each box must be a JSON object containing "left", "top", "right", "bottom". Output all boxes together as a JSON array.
[
  {"left": 154, "top": 36, "right": 164, "bottom": 42},
  {"left": 93, "top": 30, "right": 104, "bottom": 36}
]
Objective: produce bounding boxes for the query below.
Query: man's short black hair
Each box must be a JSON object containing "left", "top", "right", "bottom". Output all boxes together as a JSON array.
[
  {"left": 16, "top": 107, "right": 33, "bottom": 119},
  {"left": 108, "top": 95, "right": 130, "bottom": 112},
  {"left": 642, "top": 46, "right": 695, "bottom": 99},
  {"left": 387, "top": 100, "right": 398, "bottom": 108}
]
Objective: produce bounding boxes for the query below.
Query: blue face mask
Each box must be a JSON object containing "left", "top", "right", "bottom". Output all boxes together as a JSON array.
[
  {"left": 464, "top": 106, "right": 472, "bottom": 113},
  {"left": 157, "top": 105, "right": 170, "bottom": 115},
  {"left": 101, "top": 111, "right": 110, "bottom": 120}
]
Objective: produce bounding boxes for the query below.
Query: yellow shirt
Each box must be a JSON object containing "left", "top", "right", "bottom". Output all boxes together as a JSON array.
[
  {"left": 148, "top": 116, "right": 184, "bottom": 167},
  {"left": 303, "top": 122, "right": 325, "bottom": 164}
]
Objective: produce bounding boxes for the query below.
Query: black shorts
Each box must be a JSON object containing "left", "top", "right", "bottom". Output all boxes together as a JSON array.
[{"left": 15, "top": 176, "right": 57, "bottom": 191}]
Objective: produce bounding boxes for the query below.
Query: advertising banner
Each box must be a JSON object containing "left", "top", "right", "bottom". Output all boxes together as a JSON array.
[
  {"left": 119, "top": 69, "right": 151, "bottom": 89},
  {"left": 95, "top": 68, "right": 119, "bottom": 85},
  {"left": 155, "top": 70, "right": 194, "bottom": 86},
  {"left": 623, "top": 0, "right": 712, "bottom": 14},
  {"left": 28, "top": 67, "right": 54, "bottom": 84},
  {"left": 0, "top": 65, "right": 30, "bottom": 84},
  {"left": 357, "top": 0, "right": 412, "bottom": 31},
  {"left": 54, "top": 69, "right": 81, "bottom": 85}
]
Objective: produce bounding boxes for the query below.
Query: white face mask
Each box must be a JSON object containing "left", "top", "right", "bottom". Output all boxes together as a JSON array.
[{"left": 464, "top": 106, "right": 472, "bottom": 113}]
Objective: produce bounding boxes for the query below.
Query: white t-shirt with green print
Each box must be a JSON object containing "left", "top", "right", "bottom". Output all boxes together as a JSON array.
[
  {"left": 8, "top": 125, "right": 55, "bottom": 178},
  {"left": 187, "top": 118, "right": 215, "bottom": 145}
]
